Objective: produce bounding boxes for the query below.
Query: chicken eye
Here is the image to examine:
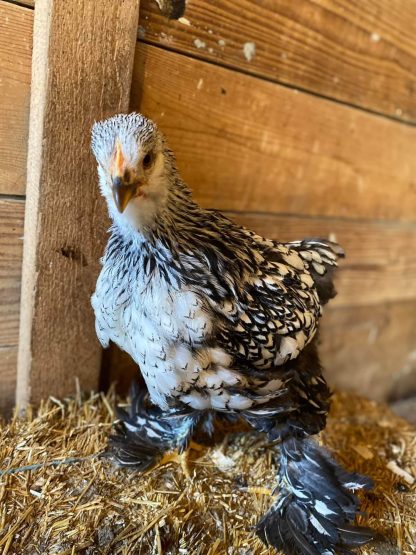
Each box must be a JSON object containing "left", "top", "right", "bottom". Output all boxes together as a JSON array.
[{"left": 143, "top": 152, "right": 153, "bottom": 168}]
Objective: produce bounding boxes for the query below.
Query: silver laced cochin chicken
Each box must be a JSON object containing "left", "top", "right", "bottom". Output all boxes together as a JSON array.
[{"left": 91, "top": 113, "right": 374, "bottom": 555}]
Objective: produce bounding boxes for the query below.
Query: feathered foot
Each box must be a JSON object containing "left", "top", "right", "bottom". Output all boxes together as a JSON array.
[
  {"left": 106, "top": 383, "right": 201, "bottom": 472},
  {"left": 256, "top": 436, "right": 374, "bottom": 555}
]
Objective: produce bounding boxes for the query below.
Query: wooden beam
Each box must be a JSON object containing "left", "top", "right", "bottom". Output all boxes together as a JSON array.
[
  {"left": 17, "top": 0, "right": 140, "bottom": 407},
  {"left": 131, "top": 45, "right": 416, "bottom": 223},
  {"left": 139, "top": 0, "right": 416, "bottom": 123},
  {"left": 0, "top": 1, "right": 33, "bottom": 195}
]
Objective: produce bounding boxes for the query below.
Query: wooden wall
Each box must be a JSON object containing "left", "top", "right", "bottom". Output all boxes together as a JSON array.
[
  {"left": 0, "top": 0, "right": 140, "bottom": 414},
  {"left": 1, "top": 0, "right": 416, "bottom": 413},
  {"left": 119, "top": 0, "right": 416, "bottom": 402},
  {"left": 0, "top": 1, "right": 33, "bottom": 413}
]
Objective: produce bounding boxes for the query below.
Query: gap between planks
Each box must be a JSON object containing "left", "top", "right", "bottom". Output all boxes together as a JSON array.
[{"left": 0, "top": 0, "right": 34, "bottom": 9}]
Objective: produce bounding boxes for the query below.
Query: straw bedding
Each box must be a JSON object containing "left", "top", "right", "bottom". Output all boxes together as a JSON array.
[{"left": 0, "top": 389, "right": 415, "bottom": 554}]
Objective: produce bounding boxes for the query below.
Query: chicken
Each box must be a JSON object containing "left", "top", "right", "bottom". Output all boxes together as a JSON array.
[{"left": 91, "top": 113, "right": 374, "bottom": 555}]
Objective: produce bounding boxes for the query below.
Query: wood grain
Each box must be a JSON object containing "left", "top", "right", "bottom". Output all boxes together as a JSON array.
[
  {"left": 0, "top": 198, "right": 24, "bottom": 415},
  {"left": 131, "top": 44, "right": 416, "bottom": 222},
  {"left": 12, "top": 1, "right": 34, "bottom": 6},
  {"left": 16, "top": 0, "right": 140, "bottom": 407},
  {"left": 104, "top": 300, "right": 416, "bottom": 403},
  {"left": 0, "top": 346, "right": 18, "bottom": 416},
  {"left": 0, "top": 198, "right": 24, "bottom": 347},
  {"left": 321, "top": 301, "right": 416, "bottom": 402},
  {"left": 0, "top": 1, "right": 33, "bottom": 195},
  {"left": 139, "top": 0, "right": 416, "bottom": 122}
]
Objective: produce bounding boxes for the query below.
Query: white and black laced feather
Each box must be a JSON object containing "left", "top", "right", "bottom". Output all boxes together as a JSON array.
[{"left": 107, "top": 383, "right": 201, "bottom": 470}]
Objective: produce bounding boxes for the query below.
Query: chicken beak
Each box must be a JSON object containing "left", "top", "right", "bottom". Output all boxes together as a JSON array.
[
  {"left": 112, "top": 180, "right": 137, "bottom": 213},
  {"left": 111, "top": 140, "right": 139, "bottom": 213}
]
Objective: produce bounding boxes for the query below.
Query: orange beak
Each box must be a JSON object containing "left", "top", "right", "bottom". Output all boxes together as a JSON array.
[
  {"left": 114, "top": 139, "right": 124, "bottom": 175},
  {"left": 111, "top": 140, "right": 138, "bottom": 213}
]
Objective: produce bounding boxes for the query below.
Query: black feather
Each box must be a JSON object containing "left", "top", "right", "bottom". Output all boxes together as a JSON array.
[
  {"left": 106, "top": 385, "right": 201, "bottom": 469},
  {"left": 255, "top": 436, "right": 374, "bottom": 555},
  {"left": 287, "top": 239, "right": 345, "bottom": 305}
]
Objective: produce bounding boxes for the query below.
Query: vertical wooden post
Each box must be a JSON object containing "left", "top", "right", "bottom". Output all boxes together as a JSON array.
[{"left": 17, "top": 0, "right": 140, "bottom": 406}]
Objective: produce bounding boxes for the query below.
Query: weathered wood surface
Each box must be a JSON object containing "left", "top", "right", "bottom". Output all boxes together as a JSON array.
[
  {"left": 139, "top": 0, "right": 416, "bottom": 122},
  {"left": 16, "top": 0, "right": 140, "bottom": 407},
  {"left": 5, "top": 25, "right": 416, "bottom": 212},
  {"left": 321, "top": 301, "right": 416, "bottom": 402},
  {"left": 5, "top": 1, "right": 416, "bottom": 407},
  {"left": 101, "top": 345, "right": 143, "bottom": 396},
  {"left": 0, "top": 199, "right": 25, "bottom": 347},
  {"left": 104, "top": 299, "right": 416, "bottom": 403},
  {"left": 0, "top": 347, "right": 18, "bottom": 415},
  {"left": 0, "top": 199, "right": 24, "bottom": 415},
  {"left": 131, "top": 44, "right": 416, "bottom": 222},
  {"left": 0, "top": 1, "right": 33, "bottom": 195}
]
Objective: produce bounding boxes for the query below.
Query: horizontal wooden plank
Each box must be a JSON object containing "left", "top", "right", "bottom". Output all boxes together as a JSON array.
[
  {"left": 0, "top": 1, "right": 33, "bottom": 195},
  {"left": 131, "top": 44, "right": 416, "bottom": 222},
  {"left": 103, "top": 300, "right": 416, "bottom": 403},
  {"left": 0, "top": 198, "right": 24, "bottom": 347},
  {"left": 321, "top": 300, "right": 416, "bottom": 402},
  {"left": 230, "top": 212, "right": 416, "bottom": 307},
  {"left": 139, "top": 0, "right": 416, "bottom": 123}
]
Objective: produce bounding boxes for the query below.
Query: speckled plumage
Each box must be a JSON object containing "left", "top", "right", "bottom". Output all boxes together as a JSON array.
[
  {"left": 92, "top": 220, "right": 340, "bottom": 412},
  {"left": 91, "top": 113, "right": 374, "bottom": 555}
]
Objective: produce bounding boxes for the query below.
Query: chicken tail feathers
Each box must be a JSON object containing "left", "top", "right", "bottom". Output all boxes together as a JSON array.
[
  {"left": 256, "top": 436, "right": 374, "bottom": 555},
  {"left": 286, "top": 239, "right": 345, "bottom": 305}
]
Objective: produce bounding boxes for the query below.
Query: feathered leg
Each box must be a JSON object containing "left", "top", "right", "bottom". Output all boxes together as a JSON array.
[
  {"left": 256, "top": 436, "right": 373, "bottom": 555},
  {"left": 243, "top": 345, "right": 374, "bottom": 554},
  {"left": 106, "top": 382, "right": 202, "bottom": 471}
]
